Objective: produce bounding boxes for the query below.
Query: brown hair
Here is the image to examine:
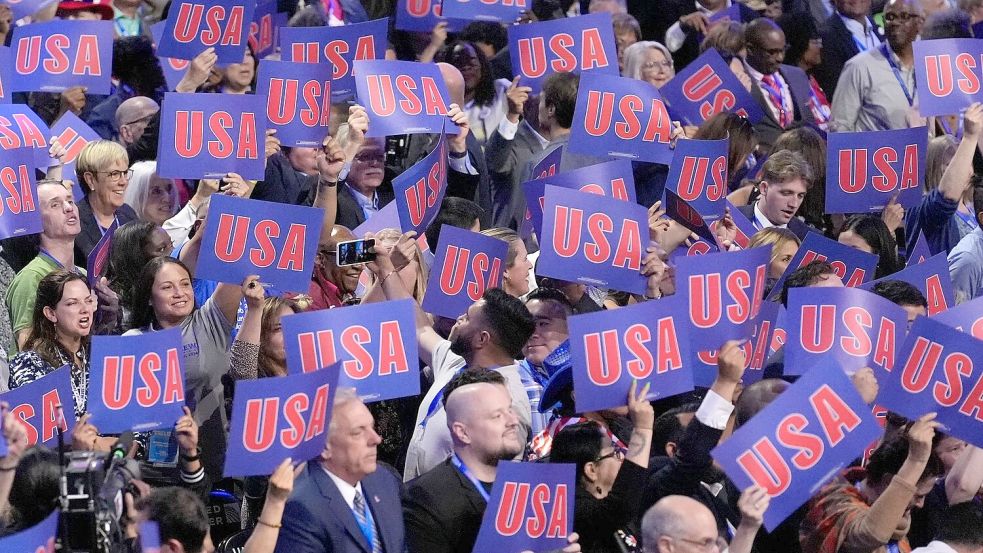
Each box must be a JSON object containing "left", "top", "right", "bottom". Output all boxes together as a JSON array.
[
  {"left": 258, "top": 296, "right": 301, "bottom": 378},
  {"left": 26, "top": 270, "right": 92, "bottom": 368}
]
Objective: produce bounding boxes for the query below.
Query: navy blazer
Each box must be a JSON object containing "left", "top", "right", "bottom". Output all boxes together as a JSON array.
[
  {"left": 74, "top": 195, "right": 139, "bottom": 268},
  {"left": 814, "top": 14, "right": 883, "bottom": 99},
  {"left": 274, "top": 461, "right": 406, "bottom": 553},
  {"left": 749, "top": 64, "right": 816, "bottom": 152},
  {"left": 736, "top": 203, "right": 816, "bottom": 241}
]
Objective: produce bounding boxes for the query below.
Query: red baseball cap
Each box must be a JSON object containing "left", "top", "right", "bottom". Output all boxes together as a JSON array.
[{"left": 56, "top": 0, "right": 114, "bottom": 21}]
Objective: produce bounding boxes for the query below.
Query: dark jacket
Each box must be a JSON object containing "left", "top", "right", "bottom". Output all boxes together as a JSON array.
[
  {"left": 335, "top": 180, "right": 397, "bottom": 231},
  {"left": 749, "top": 64, "right": 816, "bottom": 152},
  {"left": 74, "top": 196, "right": 139, "bottom": 267},
  {"left": 736, "top": 203, "right": 817, "bottom": 241},
  {"left": 575, "top": 460, "right": 647, "bottom": 553},
  {"left": 659, "top": 0, "right": 759, "bottom": 69},
  {"left": 814, "top": 14, "right": 883, "bottom": 99},
  {"left": 485, "top": 119, "right": 546, "bottom": 229},
  {"left": 403, "top": 458, "right": 486, "bottom": 553},
  {"left": 252, "top": 152, "right": 319, "bottom": 205}
]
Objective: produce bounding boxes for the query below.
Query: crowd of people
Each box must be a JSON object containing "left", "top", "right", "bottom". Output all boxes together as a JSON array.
[{"left": 0, "top": 0, "right": 979, "bottom": 551}]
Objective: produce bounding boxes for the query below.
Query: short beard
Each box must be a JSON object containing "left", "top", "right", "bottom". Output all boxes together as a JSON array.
[{"left": 449, "top": 334, "right": 473, "bottom": 359}]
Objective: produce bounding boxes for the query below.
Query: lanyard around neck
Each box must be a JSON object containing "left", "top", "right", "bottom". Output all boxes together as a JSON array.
[{"left": 881, "top": 43, "right": 914, "bottom": 106}]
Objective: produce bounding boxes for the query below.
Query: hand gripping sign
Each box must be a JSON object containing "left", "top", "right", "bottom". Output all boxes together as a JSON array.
[
  {"left": 354, "top": 59, "right": 451, "bottom": 137},
  {"left": 49, "top": 111, "right": 100, "bottom": 201},
  {"left": 392, "top": 129, "right": 448, "bottom": 235},
  {"left": 196, "top": 195, "right": 323, "bottom": 293},
  {"left": 0, "top": 365, "right": 75, "bottom": 447},
  {"left": 255, "top": 59, "right": 332, "bottom": 147},
  {"left": 860, "top": 253, "right": 954, "bottom": 316},
  {"left": 568, "top": 295, "right": 694, "bottom": 412},
  {"left": 507, "top": 13, "right": 619, "bottom": 94},
  {"left": 157, "top": 0, "right": 255, "bottom": 63},
  {"left": 675, "top": 246, "right": 770, "bottom": 345},
  {"left": 472, "top": 462, "right": 575, "bottom": 552},
  {"left": 156, "top": 92, "right": 267, "bottom": 180},
  {"left": 914, "top": 38, "right": 983, "bottom": 117},
  {"left": 876, "top": 316, "right": 983, "bottom": 448},
  {"left": 712, "top": 360, "right": 882, "bottom": 530},
  {"left": 568, "top": 72, "right": 675, "bottom": 165},
  {"left": 767, "top": 232, "right": 879, "bottom": 301},
  {"left": 522, "top": 159, "right": 636, "bottom": 238},
  {"left": 224, "top": 363, "right": 339, "bottom": 477},
  {"left": 280, "top": 18, "right": 387, "bottom": 100},
  {"left": 931, "top": 295, "right": 983, "bottom": 340},
  {"left": 11, "top": 20, "right": 114, "bottom": 95},
  {"left": 87, "top": 328, "right": 186, "bottom": 434},
  {"left": 538, "top": 185, "right": 649, "bottom": 295},
  {"left": 825, "top": 127, "right": 926, "bottom": 213},
  {"left": 784, "top": 287, "right": 909, "bottom": 377},
  {"left": 659, "top": 48, "right": 765, "bottom": 126},
  {"left": 0, "top": 147, "right": 42, "bottom": 240},
  {"left": 281, "top": 299, "right": 420, "bottom": 403},
  {"left": 665, "top": 138, "right": 729, "bottom": 223},
  {"left": 0, "top": 104, "right": 55, "bottom": 170},
  {"left": 422, "top": 225, "right": 509, "bottom": 319},
  {"left": 0, "top": 509, "right": 59, "bottom": 553}
]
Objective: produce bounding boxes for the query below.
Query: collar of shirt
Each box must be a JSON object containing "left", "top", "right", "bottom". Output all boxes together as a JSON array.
[
  {"left": 346, "top": 183, "right": 378, "bottom": 211},
  {"left": 839, "top": 14, "right": 879, "bottom": 49},
  {"left": 113, "top": 7, "right": 139, "bottom": 21},
  {"left": 322, "top": 465, "right": 364, "bottom": 510},
  {"left": 743, "top": 61, "right": 773, "bottom": 85},
  {"left": 524, "top": 120, "right": 551, "bottom": 150},
  {"left": 753, "top": 201, "right": 787, "bottom": 230},
  {"left": 693, "top": 0, "right": 731, "bottom": 14}
]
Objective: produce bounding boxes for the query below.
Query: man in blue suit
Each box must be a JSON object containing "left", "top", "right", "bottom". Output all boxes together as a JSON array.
[{"left": 275, "top": 389, "right": 405, "bottom": 553}]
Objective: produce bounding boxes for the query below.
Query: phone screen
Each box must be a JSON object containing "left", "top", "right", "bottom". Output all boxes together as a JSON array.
[{"left": 336, "top": 238, "right": 376, "bottom": 266}]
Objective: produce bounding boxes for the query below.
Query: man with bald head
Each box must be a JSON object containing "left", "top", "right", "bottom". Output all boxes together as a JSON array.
[
  {"left": 308, "top": 225, "right": 363, "bottom": 309},
  {"left": 743, "top": 18, "right": 816, "bottom": 151},
  {"left": 115, "top": 96, "right": 159, "bottom": 146},
  {"left": 642, "top": 496, "right": 724, "bottom": 553},
  {"left": 831, "top": 0, "right": 924, "bottom": 131}
]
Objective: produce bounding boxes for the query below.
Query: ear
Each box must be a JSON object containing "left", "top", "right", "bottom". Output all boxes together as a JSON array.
[
  {"left": 82, "top": 171, "right": 98, "bottom": 192},
  {"left": 582, "top": 460, "right": 599, "bottom": 484},
  {"left": 450, "top": 421, "right": 470, "bottom": 445},
  {"left": 758, "top": 180, "right": 769, "bottom": 196},
  {"left": 665, "top": 441, "right": 678, "bottom": 458},
  {"left": 161, "top": 538, "right": 185, "bottom": 553},
  {"left": 119, "top": 126, "right": 132, "bottom": 143},
  {"left": 475, "top": 329, "right": 492, "bottom": 349},
  {"left": 42, "top": 305, "right": 57, "bottom": 324}
]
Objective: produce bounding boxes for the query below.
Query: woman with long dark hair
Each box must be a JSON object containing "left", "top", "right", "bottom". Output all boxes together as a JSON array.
[
  {"left": 106, "top": 220, "right": 174, "bottom": 326},
  {"left": 839, "top": 215, "right": 904, "bottom": 279}
]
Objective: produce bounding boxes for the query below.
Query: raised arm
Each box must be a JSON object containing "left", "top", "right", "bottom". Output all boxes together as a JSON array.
[
  {"left": 945, "top": 444, "right": 983, "bottom": 505},
  {"left": 244, "top": 459, "right": 304, "bottom": 553},
  {"left": 939, "top": 102, "right": 983, "bottom": 202},
  {"left": 312, "top": 134, "right": 343, "bottom": 248}
]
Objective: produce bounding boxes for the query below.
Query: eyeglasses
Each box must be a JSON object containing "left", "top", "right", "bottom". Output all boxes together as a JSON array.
[
  {"left": 669, "top": 536, "right": 729, "bottom": 552},
  {"left": 122, "top": 113, "right": 156, "bottom": 127},
  {"left": 94, "top": 169, "right": 133, "bottom": 182},
  {"left": 594, "top": 449, "right": 625, "bottom": 463},
  {"left": 642, "top": 60, "right": 673, "bottom": 71},
  {"left": 354, "top": 152, "right": 386, "bottom": 164},
  {"left": 884, "top": 11, "right": 922, "bottom": 22}
]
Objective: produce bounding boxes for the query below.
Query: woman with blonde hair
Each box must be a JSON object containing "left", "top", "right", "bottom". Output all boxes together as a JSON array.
[
  {"left": 481, "top": 227, "right": 534, "bottom": 297},
  {"left": 360, "top": 228, "right": 430, "bottom": 304},
  {"left": 748, "top": 227, "right": 801, "bottom": 295}
]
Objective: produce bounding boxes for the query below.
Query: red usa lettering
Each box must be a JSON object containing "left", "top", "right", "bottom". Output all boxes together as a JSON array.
[
  {"left": 676, "top": 155, "right": 727, "bottom": 203},
  {"left": 698, "top": 317, "right": 774, "bottom": 370},
  {"left": 837, "top": 146, "right": 919, "bottom": 194},
  {"left": 290, "top": 37, "right": 377, "bottom": 79},
  {"left": 0, "top": 114, "right": 48, "bottom": 150},
  {"left": 295, "top": 322, "right": 409, "bottom": 377},
  {"left": 494, "top": 482, "right": 568, "bottom": 538},
  {"left": 579, "top": 177, "right": 630, "bottom": 200},
  {"left": 583, "top": 91, "right": 672, "bottom": 144},
  {"left": 11, "top": 389, "right": 67, "bottom": 446},
  {"left": 404, "top": 155, "right": 445, "bottom": 227},
  {"left": 798, "top": 305, "right": 897, "bottom": 368},
  {"left": 172, "top": 4, "right": 246, "bottom": 46},
  {"left": 583, "top": 318, "right": 683, "bottom": 385},
  {"left": 516, "top": 29, "right": 610, "bottom": 79},
  {"left": 551, "top": 207, "right": 642, "bottom": 269},
  {"left": 173, "top": 110, "right": 259, "bottom": 160},
  {"left": 248, "top": 13, "right": 273, "bottom": 53},
  {"left": 898, "top": 337, "right": 983, "bottom": 420},
  {"left": 439, "top": 245, "right": 503, "bottom": 300},
  {"left": 15, "top": 34, "right": 103, "bottom": 76},
  {"left": 101, "top": 349, "right": 184, "bottom": 410},
  {"left": 404, "top": 0, "right": 442, "bottom": 17},
  {"left": 687, "top": 266, "right": 767, "bottom": 328},
  {"left": 798, "top": 250, "right": 868, "bottom": 287},
  {"left": 925, "top": 274, "right": 948, "bottom": 316},
  {"left": 53, "top": 126, "right": 90, "bottom": 166},
  {"left": 923, "top": 53, "right": 983, "bottom": 97},
  {"left": 365, "top": 74, "right": 447, "bottom": 117},
  {"left": 681, "top": 64, "right": 751, "bottom": 120},
  {"left": 736, "top": 384, "right": 862, "bottom": 494},
  {"left": 214, "top": 214, "right": 308, "bottom": 271},
  {"left": 242, "top": 384, "right": 330, "bottom": 451},
  {"left": 266, "top": 78, "right": 331, "bottom": 128},
  {"left": 0, "top": 162, "right": 37, "bottom": 216}
]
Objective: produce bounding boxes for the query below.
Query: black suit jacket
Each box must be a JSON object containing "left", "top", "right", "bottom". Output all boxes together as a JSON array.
[
  {"left": 335, "top": 180, "right": 397, "bottom": 232},
  {"left": 485, "top": 120, "right": 546, "bottom": 229},
  {"left": 403, "top": 458, "right": 486, "bottom": 553},
  {"left": 659, "top": 0, "right": 758, "bottom": 69},
  {"left": 814, "top": 14, "right": 882, "bottom": 99},
  {"left": 736, "top": 203, "right": 816, "bottom": 241},
  {"left": 749, "top": 64, "right": 816, "bottom": 152},
  {"left": 74, "top": 196, "right": 139, "bottom": 267},
  {"left": 253, "top": 152, "right": 318, "bottom": 205},
  {"left": 274, "top": 461, "right": 406, "bottom": 553}
]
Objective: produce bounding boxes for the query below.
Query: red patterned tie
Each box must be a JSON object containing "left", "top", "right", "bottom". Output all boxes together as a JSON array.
[{"left": 762, "top": 74, "right": 790, "bottom": 128}]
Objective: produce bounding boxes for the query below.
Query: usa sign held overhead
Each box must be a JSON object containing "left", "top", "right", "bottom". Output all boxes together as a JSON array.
[
  {"left": 932, "top": 295, "right": 983, "bottom": 339},
  {"left": 354, "top": 59, "right": 450, "bottom": 137},
  {"left": 256, "top": 60, "right": 332, "bottom": 147},
  {"left": 664, "top": 137, "right": 729, "bottom": 222},
  {"left": 248, "top": 0, "right": 279, "bottom": 59},
  {"left": 157, "top": 0, "right": 255, "bottom": 63},
  {"left": 522, "top": 159, "right": 635, "bottom": 237},
  {"left": 423, "top": 225, "right": 509, "bottom": 319},
  {"left": 49, "top": 111, "right": 99, "bottom": 201},
  {"left": 660, "top": 48, "right": 764, "bottom": 126},
  {"left": 395, "top": 0, "right": 465, "bottom": 33},
  {"left": 690, "top": 300, "right": 782, "bottom": 388},
  {"left": 825, "top": 127, "right": 926, "bottom": 213},
  {"left": 281, "top": 18, "right": 387, "bottom": 100},
  {"left": 860, "top": 253, "right": 954, "bottom": 316},
  {"left": 281, "top": 299, "right": 420, "bottom": 403},
  {"left": 0, "top": 104, "right": 52, "bottom": 170},
  {"left": 768, "top": 232, "right": 879, "bottom": 300},
  {"left": 441, "top": 0, "right": 526, "bottom": 22},
  {"left": 0, "top": 146, "right": 42, "bottom": 240},
  {"left": 11, "top": 20, "right": 114, "bottom": 95},
  {"left": 914, "top": 38, "right": 983, "bottom": 116},
  {"left": 392, "top": 130, "right": 448, "bottom": 235}
]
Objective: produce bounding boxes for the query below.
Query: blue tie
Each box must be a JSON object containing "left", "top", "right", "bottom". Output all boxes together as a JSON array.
[{"left": 353, "top": 491, "right": 383, "bottom": 553}]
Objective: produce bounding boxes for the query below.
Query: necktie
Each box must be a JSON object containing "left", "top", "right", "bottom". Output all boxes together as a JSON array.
[
  {"left": 323, "top": 0, "right": 344, "bottom": 21},
  {"left": 761, "top": 74, "right": 790, "bottom": 128},
  {"left": 353, "top": 491, "right": 383, "bottom": 553}
]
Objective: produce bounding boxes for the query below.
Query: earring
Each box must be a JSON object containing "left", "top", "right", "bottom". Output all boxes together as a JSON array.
[{"left": 595, "top": 486, "right": 602, "bottom": 494}]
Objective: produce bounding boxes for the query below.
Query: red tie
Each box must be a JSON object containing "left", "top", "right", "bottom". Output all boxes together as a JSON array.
[
  {"left": 762, "top": 74, "right": 790, "bottom": 128},
  {"left": 324, "top": 0, "right": 343, "bottom": 21}
]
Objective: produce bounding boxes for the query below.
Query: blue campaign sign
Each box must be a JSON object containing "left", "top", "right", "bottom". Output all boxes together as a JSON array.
[
  {"left": 663, "top": 188, "right": 719, "bottom": 248},
  {"left": 158, "top": 0, "right": 255, "bottom": 64},
  {"left": 256, "top": 60, "right": 331, "bottom": 147},
  {"left": 767, "top": 232, "right": 879, "bottom": 300},
  {"left": 156, "top": 92, "right": 267, "bottom": 180},
  {"left": 909, "top": 230, "right": 931, "bottom": 266},
  {"left": 522, "top": 159, "right": 635, "bottom": 237},
  {"left": 914, "top": 38, "right": 983, "bottom": 117},
  {"left": 665, "top": 138, "right": 728, "bottom": 222},
  {"left": 280, "top": 18, "right": 387, "bottom": 100},
  {"left": 392, "top": 130, "right": 448, "bottom": 235},
  {"left": 568, "top": 295, "right": 693, "bottom": 412},
  {"left": 88, "top": 328, "right": 186, "bottom": 434},
  {"left": 0, "top": 46, "right": 10, "bottom": 104},
  {"left": 224, "top": 364, "right": 339, "bottom": 477},
  {"left": 50, "top": 111, "right": 100, "bottom": 201},
  {"left": 568, "top": 72, "right": 675, "bottom": 164},
  {"left": 532, "top": 145, "right": 563, "bottom": 180},
  {"left": 151, "top": 22, "right": 191, "bottom": 92},
  {"left": 473, "top": 462, "right": 575, "bottom": 552},
  {"left": 248, "top": 0, "right": 279, "bottom": 59},
  {"left": 712, "top": 360, "right": 881, "bottom": 530},
  {"left": 659, "top": 48, "right": 765, "bottom": 126},
  {"left": 139, "top": 521, "right": 161, "bottom": 553},
  {"left": 508, "top": 13, "right": 619, "bottom": 94},
  {"left": 825, "top": 127, "right": 926, "bottom": 213},
  {"left": 538, "top": 185, "right": 649, "bottom": 295},
  {"left": 877, "top": 316, "right": 983, "bottom": 449},
  {"left": 196, "top": 195, "right": 324, "bottom": 292},
  {"left": 11, "top": 20, "right": 114, "bottom": 95},
  {"left": 932, "top": 295, "right": 983, "bottom": 340},
  {"left": 690, "top": 300, "right": 782, "bottom": 388},
  {"left": 784, "top": 287, "right": 908, "bottom": 376},
  {"left": 0, "top": 103, "right": 55, "bottom": 170},
  {"left": 442, "top": 0, "right": 526, "bottom": 22},
  {"left": 5, "top": 0, "right": 58, "bottom": 21},
  {"left": 0, "top": 147, "right": 42, "bottom": 240},
  {"left": 395, "top": 0, "right": 466, "bottom": 33},
  {"left": 1, "top": 365, "right": 75, "bottom": 447},
  {"left": 0, "top": 509, "right": 59, "bottom": 552},
  {"left": 355, "top": 60, "right": 451, "bottom": 137},
  {"left": 860, "top": 253, "right": 954, "bottom": 316},
  {"left": 281, "top": 300, "right": 420, "bottom": 402},
  {"left": 422, "top": 225, "right": 509, "bottom": 318},
  {"left": 676, "top": 246, "right": 770, "bottom": 346}
]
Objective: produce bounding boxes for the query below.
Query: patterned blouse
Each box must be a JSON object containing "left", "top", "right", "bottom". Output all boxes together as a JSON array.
[{"left": 9, "top": 349, "right": 89, "bottom": 419}]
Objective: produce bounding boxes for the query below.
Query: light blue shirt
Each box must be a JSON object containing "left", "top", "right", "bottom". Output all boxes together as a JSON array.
[
  {"left": 346, "top": 183, "right": 379, "bottom": 221},
  {"left": 948, "top": 227, "right": 983, "bottom": 304}
]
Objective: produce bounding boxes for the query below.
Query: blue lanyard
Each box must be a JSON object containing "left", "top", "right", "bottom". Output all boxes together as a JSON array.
[
  {"left": 450, "top": 453, "right": 491, "bottom": 502},
  {"left": 886, "top": 541, "right": 901, "bottom": 553},
  {"left": 956, "top": 208, "right": 979, "bottom": 229},
  {"left": 851, "top": 35, "right": 868, "bottom": 52},
  {"left": 418, "top": 388, "right": 445, "bottom": 430},
  {"left": 881, "top": 44, "right": 914, "bottom": 106},
  {"left": 39, "top": 249, "right": 82, "bottom": 275},
  {"left": 353, "top": 492, "right": 378, "bottom": 547}
]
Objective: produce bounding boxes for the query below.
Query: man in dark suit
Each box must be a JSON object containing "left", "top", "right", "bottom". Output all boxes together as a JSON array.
[
  {"left": 275, "top": 389, "right": 405, "bottom": 553},
  {"left": 814, "top": 0, "right": 882, "bottom": 98},
  {"left": 334, "top": 139, "right": 396, "bottom": 231},
  {"left": 735, "top": 149, "right": 818, "bottom": 240},
  {"left": 743, "top": 18, "right": 817, "bottom": 152},
  {"left": 658, "top": 0, "right": 758, "bottom": 69}
]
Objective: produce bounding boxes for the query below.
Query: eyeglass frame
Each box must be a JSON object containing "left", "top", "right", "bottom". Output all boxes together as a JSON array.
[
  {"left": 89, "top": 169, "right": 134, "bottom": 182},
  {"left": 666, "top": 535, "right": 729, "bottom": 552},
  {"left": 594, "top": 448, "right": 626, "bottom": 463}
]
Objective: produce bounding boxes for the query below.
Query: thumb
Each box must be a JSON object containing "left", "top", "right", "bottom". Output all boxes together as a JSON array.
[{"left": 510, "top": 75, "right": 521, "bottom": 89}]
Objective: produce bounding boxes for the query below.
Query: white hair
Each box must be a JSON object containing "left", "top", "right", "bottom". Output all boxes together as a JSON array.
[
  {"left": 622, "top": 41, "right": 674, "bottom": 81},
  {"left": 125, "top": 160, "right": 179, "bottom": 222}
]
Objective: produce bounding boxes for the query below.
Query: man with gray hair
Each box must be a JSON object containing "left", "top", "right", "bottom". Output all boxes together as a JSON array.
[
  {"left": 642, "top": 496, "right": 725, "bottom": 553},
  {"left": 114, "top": 96, "right": 159, "bottom": 147}
]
